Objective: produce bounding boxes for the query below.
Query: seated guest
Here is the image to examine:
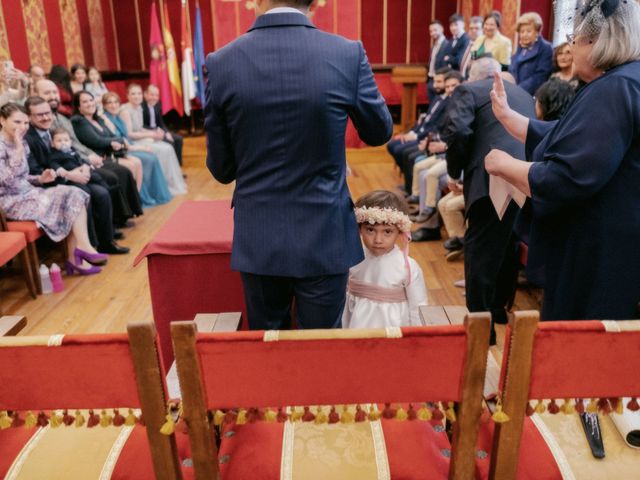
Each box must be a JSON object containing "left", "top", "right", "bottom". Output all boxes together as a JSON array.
[
  {"left": 48, "top": 65, "right": 74, "bottom": 117},
  {"left": 49, "top": 128, "right": 129, "bottom": 254},
  {"left": 120, "top": 84, "right": 186, "bottom": 195},
  {"left": 71, "top": 91, "right": 145, "bottom": 195},
  {"left": 534, "top": 77, "right": 576, "bottom": 121},
  {"left": 84, "top": 67, "right": 108, "bottom": 113},
  {"left": 550, "top": 42, "right": 581, "bottom": 89},
  {"left": 101, "top": 92, "right": 172, "bottom": 207},
  {"left": 438, "top": 189, "right": 466, "bottom": 261},
  {"left": 343, "top": 190, "right": 427, "bottom": 328},
  {"left": 69, "top": 63, "right": 88, "bottom": 94},
  {"left": 0, "top": 103, "right": 106, "bottom": 275},
  {"left": 142, "top": 84, "right": 184, "bottom": 166},
  {"left": 33, "top": 79, "right": 142, "bottom": 227},
  {"left": 471, "top": 11, "right": 512, "bottom": 69},
  {"left": 508, "top": 12, "right": 553, "bottom": 95},
  {"left": 444, "top": 14, "right": 470, "bottom": 71}
]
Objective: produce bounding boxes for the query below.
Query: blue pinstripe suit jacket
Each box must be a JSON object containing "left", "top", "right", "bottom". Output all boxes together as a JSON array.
[{"left": 205, "top": 12, "right": 393, "bottom": 277}]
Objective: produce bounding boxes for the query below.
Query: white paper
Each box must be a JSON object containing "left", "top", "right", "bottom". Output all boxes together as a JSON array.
[{"left": 489, "top": 174, "right": 527, "bottom": 219}]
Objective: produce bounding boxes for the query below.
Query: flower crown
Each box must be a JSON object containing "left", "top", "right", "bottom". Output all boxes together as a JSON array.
[{"left": 354, "top": 206, "right": 412, "bottom": 233}]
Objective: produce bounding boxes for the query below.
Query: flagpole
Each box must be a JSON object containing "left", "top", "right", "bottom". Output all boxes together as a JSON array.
[{"left": 158, "top": 0, "right": 166, "bottom": 35}]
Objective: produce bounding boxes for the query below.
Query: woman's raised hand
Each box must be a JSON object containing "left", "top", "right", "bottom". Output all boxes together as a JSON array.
[{"left": 490, "top": 71, "right": 511, "bottom": 122}]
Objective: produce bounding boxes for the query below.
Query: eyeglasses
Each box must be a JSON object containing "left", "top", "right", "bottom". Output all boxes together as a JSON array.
[
  {"left": 566, "top": 33, "right": 576, "bottom": 44},
  {"left": 32, "top": 111, "right": 52, "bottom": 118}
]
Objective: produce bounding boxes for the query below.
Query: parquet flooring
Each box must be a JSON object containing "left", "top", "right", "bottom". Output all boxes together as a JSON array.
[{"left": 0, "top": 136, "right": 540, "bottom": 335}]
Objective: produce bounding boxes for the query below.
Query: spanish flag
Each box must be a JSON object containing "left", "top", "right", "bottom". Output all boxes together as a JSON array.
[
  {"left": 149, "top": 2, "right": 173, "bottom": 115},
  {"left": 161, "top": 1, "right": 184, "bottom": 116}
]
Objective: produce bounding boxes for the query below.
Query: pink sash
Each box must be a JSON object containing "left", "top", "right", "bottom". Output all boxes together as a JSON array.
[{"left": 348, "top": 278, "right": 408, "bottom": 303}]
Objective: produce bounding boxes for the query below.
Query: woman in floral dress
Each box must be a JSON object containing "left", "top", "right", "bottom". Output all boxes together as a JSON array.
[{"left": 0, "top": 103, "right": 106, "bottom": 275}]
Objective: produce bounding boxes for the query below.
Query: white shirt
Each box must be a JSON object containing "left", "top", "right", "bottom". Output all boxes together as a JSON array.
[{"left": 265, "top": 7, "right": 305, "bottom": 15}]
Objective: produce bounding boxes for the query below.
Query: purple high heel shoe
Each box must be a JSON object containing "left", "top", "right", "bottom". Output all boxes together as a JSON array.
[
  {"left": 74, "top": 247, "right": 108, "bottom": 266},
  {"left": 65, "top": 260, "right": 102, "bottom": 276}
]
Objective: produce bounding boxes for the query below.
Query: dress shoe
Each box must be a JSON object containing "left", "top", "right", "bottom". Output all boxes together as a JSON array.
[
  {"left": 113, "top": 230, "right": 125, "bottom": 240},
  {"left": 445, "top": 248, "right": 463, "bottom": 262},
  {"left": 444, "top": 236, "right": 464, "bottom": 251},
  {"left": 74, "top": 247, "right": 108, "bottom": 266},
  {"left": 411, "top": 207, "right": 437, "bottom": 223},
  {"left": 406, "top": 195, "right": 420, "bottom": 204},
  {"left": 65, "top": 260, "right": 101, "bottom": 276},
  {"left": 97, "top": 241, "right": 130, "bottom": 255},
  {"left": 411, "top": 228, "right": 442, "bottom": 242}
]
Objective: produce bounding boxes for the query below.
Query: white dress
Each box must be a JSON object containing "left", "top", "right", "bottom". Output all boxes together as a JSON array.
[{"left": 342, "top": 246, "right": 428, "bottom": 329}]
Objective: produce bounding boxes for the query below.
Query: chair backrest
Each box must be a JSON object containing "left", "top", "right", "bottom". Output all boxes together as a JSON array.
[
  {"left": 0, "top": 322, "right": 182, "bottom": 480},
  {"left": 172, "top": 313, "right": 491, "bottom": 479},
  {"left": 490, "top": 311, "right": 640, "bottom": 479}
]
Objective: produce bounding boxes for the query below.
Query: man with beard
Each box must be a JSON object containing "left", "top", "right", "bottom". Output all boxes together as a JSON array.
[{"left": 33, "top": 79, "right": 141, "bottom": 227}]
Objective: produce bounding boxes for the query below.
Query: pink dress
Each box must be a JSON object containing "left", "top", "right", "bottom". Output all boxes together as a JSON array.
[{"left": 0, "top": 137, "right": 88, "bottom": 242}]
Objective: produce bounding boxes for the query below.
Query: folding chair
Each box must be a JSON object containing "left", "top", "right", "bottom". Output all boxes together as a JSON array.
[
  {"left": 0, "top": 323, "right": 188, "bottom": 480},
  {"left": 172, "top": 313, "right": 491, "bottom": 479},
  {"left": 489, "top": 311, "right": 640, "bottom": 479}
]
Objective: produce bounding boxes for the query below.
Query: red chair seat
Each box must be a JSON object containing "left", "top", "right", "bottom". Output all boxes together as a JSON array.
[
  {"left": 217, "top": 417, "right": 452, "bottom": 480},
  {"left": 0, "top": 424, "right": 194, "bottom": 480},
  {"left": 7, "top": 221, "right": 44, "bottom": 243},
  {"left": 0, "top": 232, "right": 26, "bottom": 266}
]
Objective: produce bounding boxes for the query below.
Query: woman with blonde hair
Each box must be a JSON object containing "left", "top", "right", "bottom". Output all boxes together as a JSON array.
[
  {"left": 485, "top": 0, "right": 640, "bottom": 320},
  {"left": 508, "top": 12, "right": 553, "bottom": 95}
]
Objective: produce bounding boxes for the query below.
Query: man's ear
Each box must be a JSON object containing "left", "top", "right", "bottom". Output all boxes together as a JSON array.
[{"left": 308, "top": 0, "right": 319, "bottom": 16}]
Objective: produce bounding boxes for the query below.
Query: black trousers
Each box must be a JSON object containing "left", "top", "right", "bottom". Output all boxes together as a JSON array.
[
  {"left": 464, "top": 198, "right": 519, "bottom": 325},
  {"left": 240, "top": 272, "right": 349, "bottom": 331},
  {"left": 164, "top": 132, "right": 183, "bottom": 166},
  {"left": 69, "top": 180, "right": 114, "bottom": 247},
  {"left": 100, "top": 160, "right": 143, "bottom": 223}
]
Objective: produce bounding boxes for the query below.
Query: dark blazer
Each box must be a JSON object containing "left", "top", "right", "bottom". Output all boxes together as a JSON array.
[
  {"left": 205, "top": 12, "right": 392, "bottom": 277},
  {"left": 431, "top": 38, "right": 452, "bottom": 74},
  {"left": 443, "top": 78, "right": 535, "bottom": 210},
  {"left": 24, "top": 126, "right": 51, "bottom": 176},
  {"left": 416, "top": 95, "right": 450, "bottom": 140},
  {"left": 142, "top": 102, "right": 168, "bottom": 131},
  {"left": 445, "top": 32, "right": 470, "bottom": 71},
  {"left": 508, "top": 37, "right": 553, "bottom": 95},
  {"left": 71, "top": 115, "right": 125, "bottom": 157}
]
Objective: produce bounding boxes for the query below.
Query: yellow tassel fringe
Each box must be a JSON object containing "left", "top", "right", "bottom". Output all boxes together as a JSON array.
[
  {"left": 0, "top": 411, "right": 11, "bottom": 430},
  {"left": 587, "top": 398, "right": 598, "bottom": 413},
  {"left": 264, "top": 408, "right": 277, "bottom": 423},
  {"left": 236, "top": 409, "right": 248, "bottom": 425},
  {"left": 125, "top": 409, "right": 137, "bottom": 426},
  {"left": 314, "top": 407, "right": 327, "bottom": 424},
  {"left": 100, "top": 410, "right": 113, "bottom": 428},
  {"left": 445, "top": 402, "right": 457, "bottom": 423},
  {"left": 368, "top": 405, "right": 381, "bottom": 421},
  {"left": 50, "top": 411, "right": 62, "bottom": 428},
  {"left": 25, "top": 411, "right": 37, "bottom": 428},
  {"left": 534, "top": 400, "right": 546, "bottom": 414},
  {"left": 492, "top": 397, "right": 510, "bottom": 424},
  {"left": 417, "top": 404, "right": 432, "bottom": 421},
  {"left": 213, "top": 410, "right": 225, "bottom": 426},
  {"left": 395, "top": 407, "right": 408, "bottom": 421},
  {"left": 340, "top": 406, "right": 354, "bottom": 423}
]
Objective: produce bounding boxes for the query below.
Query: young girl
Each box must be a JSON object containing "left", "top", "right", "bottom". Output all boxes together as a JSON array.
[{"left": 342, "top": 190, "right": 428, "bottom": 328}]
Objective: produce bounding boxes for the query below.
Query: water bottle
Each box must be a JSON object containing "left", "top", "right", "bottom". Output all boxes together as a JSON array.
[
  {"left": 49, "top": 263, "right": 64, "bottom": 293},
  {"left": 39, "top": 264, "right": 53, "bottom": 294}
]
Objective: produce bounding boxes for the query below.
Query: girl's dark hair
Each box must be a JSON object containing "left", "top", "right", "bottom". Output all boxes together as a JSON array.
[
  {"left": 72, "top": 90, "right": 99, "bottom": 119},
  {"left": 0, "top": 102, "right": 28, "bottom": 119},
  {"left": 355, "top": 190, "right": 410, "bottom": 215},
  {"left": 70, "top": 63, "right": 87, "bottom": 77},
  {"left": 48, "top": 64, "right": 72, "bottom": 93},
  {"left": 484, "top": 11, "right": 502, "bottom": 30},
  {"left": 534, "top": 78, "right": 575, "bottom": 121},
  {"left": 87, "top": 66, "right": 105, "bottom": 87},
  {"left": 552, "top": 42, "right": 571, "bottom": 71}
]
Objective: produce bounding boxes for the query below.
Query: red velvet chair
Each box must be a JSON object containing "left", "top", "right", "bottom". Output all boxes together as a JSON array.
[
  {"left": 0, "top": 323, "right": 192, "bottom": 480},
  {"left": 0, "top": 232, "right": 37, "bottom": 308},
  {"left": 172, "top": 314, "right": 491, "bottom": 479},
  {"left": 487, "top": 311, "right": 640, "bottom": 479}
]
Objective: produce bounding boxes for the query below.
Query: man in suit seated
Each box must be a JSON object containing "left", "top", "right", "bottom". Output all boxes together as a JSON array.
[
  {"left": 204, "top": 0, "right": 392, "bottom": 330},
  {"left": 142, "top": 85, "right": 184, "bottom": 166}
]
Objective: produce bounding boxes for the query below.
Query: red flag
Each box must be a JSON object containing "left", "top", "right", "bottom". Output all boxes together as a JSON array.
[
  {"left": 162, "top": 1, "right": 184, "bottom": 116},
  {"left": 149, "top": 2, "right": 173, "bottom": 114}
]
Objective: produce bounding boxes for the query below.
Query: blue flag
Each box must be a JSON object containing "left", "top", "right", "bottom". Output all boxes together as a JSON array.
[{"left": 193, "top": 4, "right": 206, "bottom": 106}]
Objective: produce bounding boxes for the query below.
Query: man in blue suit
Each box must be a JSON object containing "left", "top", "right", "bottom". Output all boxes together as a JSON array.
[{"left": 204, "top": 0, "right": 393, "bottom": 330}]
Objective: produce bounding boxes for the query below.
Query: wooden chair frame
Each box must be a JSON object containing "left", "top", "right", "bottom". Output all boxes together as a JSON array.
[
  {"left": 0, "top": 232, "right": 38, "bottom": 307},
  {"left": 172, "top": 313, "right": 490, "bottom": 480}
]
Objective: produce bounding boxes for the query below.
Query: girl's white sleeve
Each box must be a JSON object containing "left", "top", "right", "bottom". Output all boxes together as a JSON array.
[{"left": 406, "top": 258, "right": 428, "bottom": 326}]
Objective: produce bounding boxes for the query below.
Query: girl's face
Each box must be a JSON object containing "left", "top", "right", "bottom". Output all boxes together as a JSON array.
[
  {"left": 88, "top": 68, "right": 100, "bottom": 83},
  {"left": 127, "top": 87, "right": 143, "bottom": 106},
  {"left": 483, "top": 17, "right": 498, "bottom": 38},
  {"left": 103, "top": 96, "right": 120, "bottom": 115},
  {"left": 360, "top": 223, "right": 400, "bottom": 256},
  {"left": 0, "top": 110, "right": 29, "bottom": 139},
  {"left": 556, "top": 45, "right": 573, "bottom": 70},
  {"left": 78, "top": 93, "right": 97, "bottom": 116},
  {"left": 73, "top": 68, "right": 87, "bottom": 83}
]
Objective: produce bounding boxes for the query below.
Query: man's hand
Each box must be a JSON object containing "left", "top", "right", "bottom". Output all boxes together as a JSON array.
[
  {"left": 418, "top": 138, "right": 428, "bottom": 152},
  {"left": 39, "top": 169, "right": 57, "bottom": 184},
  {"left": 401, "top": 131, "right": 418, "bottom": 143},
  {"left": 88, "top": 153, "right": 104, "bottom": 168},
  {"left": 65, "top": 167, "right": 90, "bottom": 185},
  {"left": 428, "top": 141, "right": 447, "bottom": 154},
  {"left": 110, "top": 141, "right": 123, "bottom": 151},
  {"left": 448, "top": 178, "right": 464, "bottom": 194},
  {"left": 164, "top": 131, "right": 174, "bottom": 143},
  {"left": 155, "top": 128, "right": 165, "bottom": 140}
]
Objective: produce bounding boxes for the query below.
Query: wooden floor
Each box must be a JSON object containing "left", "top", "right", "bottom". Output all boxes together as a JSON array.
[{"left": 1, "top": 136, "right": 540, "bottom": 335}]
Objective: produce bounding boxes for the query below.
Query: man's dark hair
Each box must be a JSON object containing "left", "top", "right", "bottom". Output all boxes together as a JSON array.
[
  {"left": 470, "top": 16, "right": 483, "bottom": 25},
  {"left": 435, "top": 66, "right": 452, "bottom": 76},
  {"left": 449, "top": 14, "right": 464, "bottom": 24},
  {"left": 444, "top": 70, "right": 464, "bottom": 83},
  {"left": 430, "top": 19, "right": 443, "bottom": 27},
  {"left": 275, "top": 0, "right": 314, "bottom": 7},
  {"left": 534, "top": 78, "right": 575, "bottom": 121},
  {"left": 24, "top": 96, "right": 48, "bottom": 114}
]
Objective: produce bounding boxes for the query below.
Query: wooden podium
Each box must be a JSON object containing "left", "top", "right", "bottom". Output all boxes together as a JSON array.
[{"left": 391, "top": 66, "right": 427, "bottom": 132}]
